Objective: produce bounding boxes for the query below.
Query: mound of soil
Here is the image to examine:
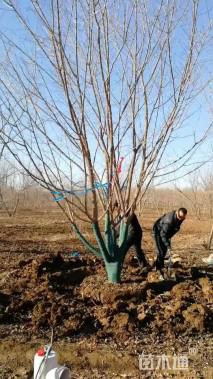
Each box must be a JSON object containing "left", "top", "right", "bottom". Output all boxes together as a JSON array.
[{"left": 0, "top": 253, "right": 212, "bottom": 342}]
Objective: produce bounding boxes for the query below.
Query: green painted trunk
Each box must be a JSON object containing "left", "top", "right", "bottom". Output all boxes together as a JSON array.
[
  {"left": 105, "top": 261, "right": 122, "bottom": 283},
  {"left": 72, "top": 216, "right": 129, "bottom": 283}
]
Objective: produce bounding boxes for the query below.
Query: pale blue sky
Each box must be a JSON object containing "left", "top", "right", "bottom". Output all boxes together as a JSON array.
[{"left": 0, "top": 0, "right": 213, "bottom": 190}]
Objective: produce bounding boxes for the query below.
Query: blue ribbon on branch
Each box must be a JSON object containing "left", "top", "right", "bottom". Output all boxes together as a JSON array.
[
  {"left": 52, "top": 157, "right": 125, "bottom": 202},
  {"left": 51, "top": 181, "right": 110, "bottom": 202}
]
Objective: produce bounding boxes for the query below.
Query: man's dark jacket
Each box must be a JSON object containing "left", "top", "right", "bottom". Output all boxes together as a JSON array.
[
  {"left": 153, "top": 210, "right": 183, "bottom": 247},
  {"left": 128, "top": 213, "right": 142, "bottom": 237}
]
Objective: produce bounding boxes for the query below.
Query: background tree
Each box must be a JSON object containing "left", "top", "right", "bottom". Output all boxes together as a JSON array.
[
  {"left": 0, "top": 0, "right": 212, "bottom": 282},
  {"left": 201, "top": 171, "right": 213, "bottom": 249},
  {"left": 174, "top": 172, "right": 203, "bottom": 219},
  {"left": 0, "top": 118, "right": 20, "bottom": 216}
]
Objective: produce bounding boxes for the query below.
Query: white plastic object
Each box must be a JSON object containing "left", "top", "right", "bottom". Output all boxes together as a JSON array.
[
  {"left": 202, "top": 253, "right": 213, "bottom": 265},
  {"left": 46, "top": 366, "right": 71, "bottom": 379},
  {"left": 34, "top": 349, "right": 58, "bottom": 379}
]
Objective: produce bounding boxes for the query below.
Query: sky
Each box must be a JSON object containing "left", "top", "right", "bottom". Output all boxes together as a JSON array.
[{"left": 0, "top": 0, "right": 213, "bottom": 191}]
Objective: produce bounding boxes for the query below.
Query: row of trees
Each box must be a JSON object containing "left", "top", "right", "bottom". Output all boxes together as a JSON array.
[
  {"left": 0, "top": 158, "right": 49, "bottom": 215},
  {"left": 0, "top": 0, "right": 213, "bottom": 282},
  {"left": 1, "top": 168, "right": 213, "bottom": 217},
  {"left": 175, "top": 173, "right": 213, "bottom": 219}
]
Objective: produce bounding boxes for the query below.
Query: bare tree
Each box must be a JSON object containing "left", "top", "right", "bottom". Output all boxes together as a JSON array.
[
  {"left": 0, "top": 156, "right": 39, "bottom": 216},
  {"left": 0, "top": 0, "right": 212, "bottom": 282},
  {"left": 0, "top": 160, "right": 19, "bottom": 216},
  {"left": 201, "top": 171, "right": 213, "bottom": 218},
  {"left": 174, "top": 172, "right": 203, "bottom": 219},
  {"left": 0, "top": 117, "right": 20, "bottom": 216},
  {"left": 200, "top": 171, "right": 213, "bottom": 249}
]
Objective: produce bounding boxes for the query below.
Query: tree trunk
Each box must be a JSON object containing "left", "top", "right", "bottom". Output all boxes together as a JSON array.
[
  {"left": 208, "top": 224, "right": 213, "bottom": 250},
  {"left": 72, "top": 217, "right": 128, "bottom": 283},
  {"left": 105, "top": 261, "right": 122, "bottom": 283}
]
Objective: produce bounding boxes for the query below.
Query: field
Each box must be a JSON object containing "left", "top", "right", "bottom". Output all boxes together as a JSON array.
[{"left": 0, "top": 207, "right": 212, "bottom": 379}]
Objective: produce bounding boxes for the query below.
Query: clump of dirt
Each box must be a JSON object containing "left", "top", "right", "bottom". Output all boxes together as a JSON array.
[
  {"left": 199, "top": 277, "right": 213, "bottom": 302},
  {"left": 79, "top": 274, "right": 148, "bottom": 303},
  {"left": 182, "top": 303, "right": 206, "bottom": 332},
  {"left": 145, "top": 279, "right": 213, "bottom": 336}
]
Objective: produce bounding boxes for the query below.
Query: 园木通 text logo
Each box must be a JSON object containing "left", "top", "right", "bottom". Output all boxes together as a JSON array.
[{"left": 139, "top": 353, "right": 189, "bottom": 371}]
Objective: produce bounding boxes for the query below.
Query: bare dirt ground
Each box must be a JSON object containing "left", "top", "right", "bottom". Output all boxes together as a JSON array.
[{"left": 0, "top": 208, "right": 212, "bottom": 378}]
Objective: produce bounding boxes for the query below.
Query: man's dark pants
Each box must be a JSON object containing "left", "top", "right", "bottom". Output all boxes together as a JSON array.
[
  {"left": 124, "top": 231, "right": 148, "bottom": 266},
  {"left": 153, "top": 231, "right": 168, "bottom": 270}
]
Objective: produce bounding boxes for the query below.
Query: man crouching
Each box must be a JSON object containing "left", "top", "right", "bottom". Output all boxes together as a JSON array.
[{"left": 152, "top": 208, "right": 187, "bottom": 280}]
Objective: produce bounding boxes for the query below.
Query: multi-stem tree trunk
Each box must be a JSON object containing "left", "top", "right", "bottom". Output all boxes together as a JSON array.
[
  {"left": 73, "top": 213, "right": 129, "bottom": 283},
  {"left": 95, "top": 215, "right": 129, "bottom": 283}
]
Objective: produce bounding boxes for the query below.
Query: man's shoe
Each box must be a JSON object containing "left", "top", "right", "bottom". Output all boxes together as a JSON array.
[
  {"left": 158, "top": 272, "right": 165, "bottom": 281},
  {"left": 158, "top": 274, "right": 165, "bottom": 282}
]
